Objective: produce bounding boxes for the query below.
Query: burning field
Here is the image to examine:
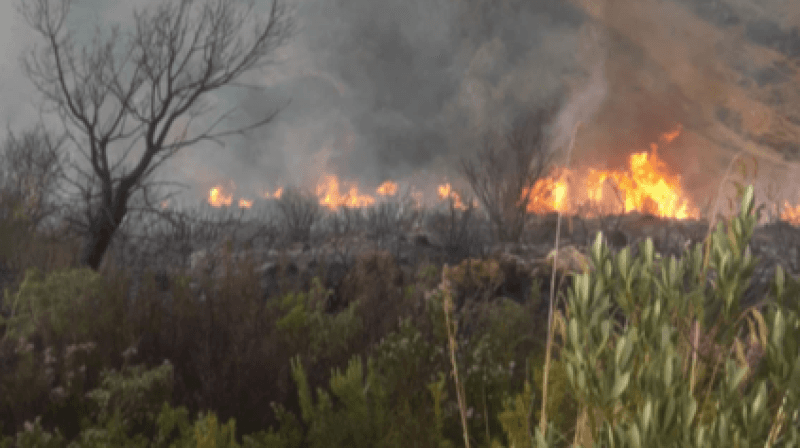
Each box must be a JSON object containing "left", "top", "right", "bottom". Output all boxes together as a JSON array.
[
  {"left": 184, "top": 0, "right": 800, "bottom": 228},
  {"left": 201, "top": 121, "right": 800, "bottom": 226}
]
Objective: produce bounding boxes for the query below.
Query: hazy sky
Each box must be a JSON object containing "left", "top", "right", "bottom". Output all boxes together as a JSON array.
[{"left": 2, "top": 0, "right": 800, "bottom": 209}]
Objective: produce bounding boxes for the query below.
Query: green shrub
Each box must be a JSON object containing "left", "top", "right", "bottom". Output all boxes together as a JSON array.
[
  {"left": 289, "top": 355, "right": 394, "bottom": 447},
  {"left": 522, "top": 185, "right": 800, "bottom": 447},
  {"left": 271, "top": 277, "right": 363, "bottom": 361},
  {"left": 1, "top": 267, "right": 103, "bottom": 343}
]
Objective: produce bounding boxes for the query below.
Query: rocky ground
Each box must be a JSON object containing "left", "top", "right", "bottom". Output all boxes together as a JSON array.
[{"left": 122, "top": 210, "right": 800, "bottom": 319}]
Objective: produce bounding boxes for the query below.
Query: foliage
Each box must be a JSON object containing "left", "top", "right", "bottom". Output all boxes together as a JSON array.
[
  {"left": 271, "top": 277, "right": 362, "bottom": 361},
  {"left": 290, "top": 355, "right": 394, "bottom": 447},
  {"left": 527, "top": 184, "right": 800, "bottom": 446},
  {"left": 1, "top": 267, "right": 103, "bottom": 343}
]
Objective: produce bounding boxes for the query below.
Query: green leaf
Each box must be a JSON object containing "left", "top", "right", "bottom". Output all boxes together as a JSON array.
[
  {"left": 752, "top": 382, "right": 767, "bottom": 417},
  {"left": 569, "top": 319, "right": 580, "bottom": 348},
  {"left": 684, "top": 398, "right": 697, "bottom": 428},
  {"left": 612, "top": 371, "right": 631, "bottom": 400},
  {"left": 664, "top": 356, "right": 674, "bottom": 389},
  {"left": 642, "top": 399, "right": 653, "bottom": 433}
]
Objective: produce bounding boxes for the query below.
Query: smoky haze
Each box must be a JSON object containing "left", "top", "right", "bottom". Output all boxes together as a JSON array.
[
  {"left": 198, "top": 0, "right": 800, "bottom": 209},
  {"left": 199, "top": 0, "right": 591, "bottom": 202},
  {"left": 5, "top": 0, "right": 800, "bottom": 210}
]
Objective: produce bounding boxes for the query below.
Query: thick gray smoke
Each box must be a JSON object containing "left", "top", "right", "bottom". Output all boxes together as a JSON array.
[
  {"left": 195, "top": 0, "right": 800, "bottom": 210},
  {"left": 196, "top": 0, "right": 594, "bottom": 202},
  {"left": 10, "top": 0, "right": 800, "bottom": 210}
]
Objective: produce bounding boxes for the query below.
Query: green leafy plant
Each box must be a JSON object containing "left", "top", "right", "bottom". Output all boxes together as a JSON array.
[
  {"left": 526, "top": 184, "right": 800, "bottom": 447},
  {"left": 272, "top": 277, "right": 362, "bottom": 361},
  {"left": 1, "top": 267, "right": 103, "bottom": 343}
]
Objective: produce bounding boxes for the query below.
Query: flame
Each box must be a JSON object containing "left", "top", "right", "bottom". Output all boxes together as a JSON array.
[
  {"left": 437, "top": 182, "right": 472, "bottom": 210},
  {"left": 209, "top": 184, "right": 253, "bottom": 208},
  {"left": 209, "top": 186, "right": 233, "bottom": 207},
  {"left": 262, "top": 187, "right": 284, "bottom": 199},
  {"left": 523, "top": 126, "right": 698, "bottom": 219},
  {"left": 782, "top": 201, "right": 800, "bottom": 225},
  {"left": 316, "top": 174, "right": 376, "bottom": 209},
  {"left": 376, "top": 180, "right": 398, "bottom": 196}
]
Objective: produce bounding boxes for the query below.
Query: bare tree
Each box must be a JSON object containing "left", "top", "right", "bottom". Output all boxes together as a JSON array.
[
  {"left": 17, "top": 0, "right": 294, "bottom": 269},
  {"left": 276, "top": 186, "right": 322, "bottom": 244},
  {"left": 460, "top": 104, "right": 558, "bottom": 242}
]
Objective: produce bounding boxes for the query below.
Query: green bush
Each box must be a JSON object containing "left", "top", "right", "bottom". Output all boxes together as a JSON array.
[
  {"left": 523, "top": 185, "right": 800, "bottom": 447},
  {"left": 1, "top": 267, "right": 103, "bottom": 343},
  {"left": 271, "top": 277, "right": 363, "bottom": 362}
]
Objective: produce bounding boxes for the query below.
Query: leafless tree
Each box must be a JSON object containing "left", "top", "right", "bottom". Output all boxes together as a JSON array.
[
  {"left": 460, "top": 104, "right": 558, "bottom": 242},
  {"left": 276, "top": 187, "right": 322, "bottom": 244},
  {"left": 17, "top": 0, "right": 294, "bottom": 269}
]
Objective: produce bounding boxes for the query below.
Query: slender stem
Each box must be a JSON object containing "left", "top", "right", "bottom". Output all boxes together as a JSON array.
[
  {"left": 443, "top": 291, "right": 471, "bottom": 448},
  {"left": 539, "top": 122, "right": 581, "bottom": 435}
]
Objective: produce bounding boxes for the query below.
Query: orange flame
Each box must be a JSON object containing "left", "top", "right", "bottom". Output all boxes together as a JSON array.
[
  {"left": 316, "top": 174, "right": 376, "bottom": 209},
  {"left": 209, "top": 186, "right": 232, "bottom": 207},
  {"left": 523, "top": 126, "right": 697, "bottom": 219},
  {"left": 376, "top": 180, "right": 398, "bottom": 196},
  {"left": 238, "top": 198, "right": 253, "bottom": 209},
  {"left": 262, "top": 187, "right": 284, "bottom": 199},
  {"left": 437, "top": 182, "right": 472, "bottom": 210},
  {"left": 782, "top": 201, "right": 800, "bottom": 225}
]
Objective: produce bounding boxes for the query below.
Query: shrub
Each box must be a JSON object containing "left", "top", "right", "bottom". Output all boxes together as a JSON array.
[
  {"left": 524, "top": 185, "right": 800, "bottom": 446},
  {"left": 460, "top": 105, "right": 558, "bottom": 243},
  {"left": 275, "top": 187, "right": 321, "bottom": 244}
]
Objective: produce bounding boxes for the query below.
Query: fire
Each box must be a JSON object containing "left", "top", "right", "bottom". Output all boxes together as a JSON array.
[
  {"left": 209, "top": 184, "right": 254, "bottom": 208},
  {"left": 262, "top": 187, "right": 284, "bottom": 199},
  {"left": 209, "top": 186, "right": 232, "bottom": 207},
  {"left": 782, "top": 201, "right": 800, "bottom": 225},
  {"left": 437, "top": 183, "right": 472, "bottom": 210},
  {"left": 523, "top": 125, "right": 698, "bottom": 219},
  {"left": 376, "top": 180, "right": 398, "bottom": 196},
  {"left": 316, "top": 174, "right": 376, "bottom": 209}
]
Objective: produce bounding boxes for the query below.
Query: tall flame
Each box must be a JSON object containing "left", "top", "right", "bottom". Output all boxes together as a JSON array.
[
  {"left": 316, "top": 174, "right": 376, "bottom": 209},
  {"left": 524, "top": 125, "right": 697, "bottom": 219},
  {"left": 209, "top": 186, "right": 233, "bottom": 207}
]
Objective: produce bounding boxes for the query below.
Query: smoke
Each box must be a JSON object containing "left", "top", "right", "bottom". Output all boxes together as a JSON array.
[
  {"left": 218, "top": 0, "right": 592, "bottom": 200},
  {"left": 18, "top": 0, "right": 796, "bottom": 209}
]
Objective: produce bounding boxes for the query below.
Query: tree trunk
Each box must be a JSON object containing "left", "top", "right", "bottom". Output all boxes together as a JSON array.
[{"left": 79, "top": 188, "right": 129, "bottom": 270}]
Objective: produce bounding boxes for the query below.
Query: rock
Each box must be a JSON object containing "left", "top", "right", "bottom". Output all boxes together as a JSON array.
[{"left": 543, "top": 245, "right": 592, "bottom": 274}]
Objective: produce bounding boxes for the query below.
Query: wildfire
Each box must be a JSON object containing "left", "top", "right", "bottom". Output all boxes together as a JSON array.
[
  {"left": 209, "top": 186, "right": 233, "bottom": 207},
  {"left": 376, "top": 180, "right": 398, "bottom": 196},
  {"left": 782, "top": 201, "right": 800, "bottom": 225},
  {"left": 524, "top": 125, "right": 698, "bottom": 219},
  {"left": 316, "top": 174, "right": 376, "bottom": 209},
  {"left": 262, "top": 187, "right": 283, "bottom": 199},
  {"left": 437, "top": 183, "right": 473, "bottom": 210},
  {"left": 199, "top": 125, "right": 800, "bottom": 224}
]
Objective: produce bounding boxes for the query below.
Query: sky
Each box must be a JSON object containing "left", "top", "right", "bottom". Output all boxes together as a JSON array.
[{"left": 2, "top": 0, "right": 800, "bottom": 210}]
